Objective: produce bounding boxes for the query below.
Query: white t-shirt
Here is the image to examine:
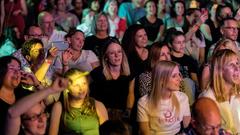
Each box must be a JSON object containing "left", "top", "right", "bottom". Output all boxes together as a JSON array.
[
  {"left": 57, "top": 50, "right": 99, "bottom": 72},
  {"left": 137, "top": 91, "right": 190, "bottom": 135},
  {"left": 199, "top": 89, "right": 240, "bottom": 134}
]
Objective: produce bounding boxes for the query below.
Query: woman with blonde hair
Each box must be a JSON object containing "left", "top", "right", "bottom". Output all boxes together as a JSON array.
[
  {"left": 200, "top": 49, "right": 240, "bottom": 134},
  {"left": 201, "top": 38, "right": 239, "bottom": 90},
  {"left": 137, "top": 60, "right": 191, "bottom": 134},
  {"left": 90, "top": 38, "right": 134, "bottom": 120},
  {"left": 50, "top": 68, "right": 108, "bottom": 135}
]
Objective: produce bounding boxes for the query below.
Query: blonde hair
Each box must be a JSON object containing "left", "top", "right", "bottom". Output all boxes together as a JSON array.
[
  {"left": 102, "top": 41, "right": 130, "bottom": 80},
  {"left": 210, "top": 49, "right": 240, "bottom": 102},
  {"left": 213, "top": 38, "right": 238, "bottom": 56},
  {"left": 63, "top": 69, "right": 96, "bottom": 118},
  {"left": 148, "top": 61, "right": 180, "bottom": 115}
]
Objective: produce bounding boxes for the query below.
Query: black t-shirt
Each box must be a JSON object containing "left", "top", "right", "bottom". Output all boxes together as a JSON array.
[
  {"left": 0, "top": 98, "right": 11, "bottom": 134},
  {"left": 171, "top": 54, "right": 199, "bottom": 78},
  {"left": 83, "top": 35, "right": 117, "bottom": 59},
  {"left": 138, "top": 16, "right": 163, "bottom": 41},
  {"left": 90, "top": 66, "right": 131, "bottom": 110}
]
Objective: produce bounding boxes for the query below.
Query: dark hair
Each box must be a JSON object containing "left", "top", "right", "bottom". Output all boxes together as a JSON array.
[
  {"left": 144, "top": 0, "right": 156, "bottom": 9},
  {"left": 219, "top": 17, "right": 237, "bottom": 28},
  {"left": 170, "top": 0, "right": 186, "bottom": 18},
  {"left": 168, "top": 30, "right": 185, "bottom": 45},
  {"left": 0, "top": 56, "right": 21, "bottom": 89},
  {"left": 101, "top": 37, "right": 120, "bottom": 57},
  {"left": 65, "top": 27, "right": 85, "bottom": 39},
  {"left": 99, "top": 120, "right": 130, "bottom": 135},
  {"left": 21, "top": 38, "right": 44, "bottom": 57},
  {"left": 186, "top": 8, "right": 203, "bottom": 41},
  {"left": 121, "top": 24, "right": 145, "bottom": 55},
  {"left": 216, "top": 4, "right": 233, "bottom": 23}
]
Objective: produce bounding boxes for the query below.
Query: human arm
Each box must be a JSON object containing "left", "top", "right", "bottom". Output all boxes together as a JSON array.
[
  {"left": 5, "top": 77, "right": 68, "bottom": 135},
  {"left": 95, "top": 100, "right": 108, "bottom": 125},
  {"left": 126, "top": 79, "right": 135, "bottom": 113},
  {"left": 200, "top": 64, "right": 210, "bottom": 91},
  {"left": 137, "top": 96, "right": 150, "bottom": 135},
  {"left": 182, "top": 93, "right": 191, "bottom": 128},
  {"left": 185, "top": 11, "right": 208, "bottom": 42},
  {"left": 34, "top": 47, "right": 58, "bottom": 82},
  {"left": 61, "top": 48, "right": 73, "bottom": 73},
  {"left": 48, "top": 101, "right": 62, "bottom": 135},
  {"left": 139, "top": 122, "right": 150, "bottom": 135}
]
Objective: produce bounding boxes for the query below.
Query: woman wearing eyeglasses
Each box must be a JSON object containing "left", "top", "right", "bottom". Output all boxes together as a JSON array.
[{"left": 4, "top": 76, "right": 68, "bottom": 135}]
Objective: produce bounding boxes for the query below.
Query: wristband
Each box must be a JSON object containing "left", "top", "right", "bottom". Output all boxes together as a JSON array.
[{"left": 45, "top": 59, "right": 52, "bottom": 64}]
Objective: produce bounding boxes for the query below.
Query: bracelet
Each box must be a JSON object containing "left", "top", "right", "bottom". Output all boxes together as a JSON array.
[{"left": 45, "top": 59, "right": 52, "bottom": 64}]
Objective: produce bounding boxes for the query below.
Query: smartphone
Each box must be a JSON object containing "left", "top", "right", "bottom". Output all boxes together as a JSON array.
[{"left": 51, "top": 41, "right": 69, "bottom": 51}]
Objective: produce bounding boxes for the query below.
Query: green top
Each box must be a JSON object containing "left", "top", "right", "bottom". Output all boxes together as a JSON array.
[{"left": 63, "top": 98, "right": 99, "bottom": 135}]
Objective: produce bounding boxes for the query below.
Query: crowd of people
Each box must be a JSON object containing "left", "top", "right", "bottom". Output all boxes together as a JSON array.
[{"left": 0, "top": 0, "right": 240, "bottom": 134}]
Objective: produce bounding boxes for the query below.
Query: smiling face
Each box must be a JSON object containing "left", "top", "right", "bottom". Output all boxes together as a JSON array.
[
  {"left": 165, "top": 66, "right": 182, "bottom": 91},
  {"left": 68, "top": 75, "right": 89, "bottom": 99},
  {"left": 135, "top": 28, "right": 148, "bottom": 48},
  {"left": 222, "top": 55, "right": 240, "bottom": 86},
  {"left": 22, "top": 103, "right": 47, "bottom": 135},
  {"left": 3, "top": 59, "right": 21, "bottom": 89},
  {"left": 96, "top": 14, "right": 108, "bottom": 32},
  {"left": 106, "top": 42, "right": 123, "bottom": 67}
]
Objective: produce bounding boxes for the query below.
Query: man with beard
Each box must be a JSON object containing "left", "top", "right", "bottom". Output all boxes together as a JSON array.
[{"left": 208, "top": 17, "right": 239, "bottom": 59}]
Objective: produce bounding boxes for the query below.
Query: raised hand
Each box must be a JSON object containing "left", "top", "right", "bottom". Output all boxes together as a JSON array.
[
  {"left": 20, "top": 71, "right": 40, "bottom": 86},
  {"left": 50, "top": 76, "right": 68, "bottom": 93},
  {"left": 47, "top": 46, "right": 58, "bottom": 60},
  {"left": 62, "top": 48, "right": 73, "bottom": 66}
]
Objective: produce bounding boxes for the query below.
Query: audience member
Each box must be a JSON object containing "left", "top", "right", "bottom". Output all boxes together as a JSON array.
[
  {"left": 57, "top": 28, "right": 99, "bottom": 73},
  {"left": 118, "top": 0, "right": 146, "bottom": 26},
  {"left": 166, "top": 0, "right": 186, "bottom": 31},
  {"left": 103, "top": 0, "right": 127, "bottom": 40},
  {"left": 69, "top": 0, "right": 84, "bottom": 23},
  {"left": 4, "top": 76, "right": 68, "bottom": 135},
  {"left": 200, "top": 49, "right": 240, "bottom": 134},
  {"left": 208, "top": 17, "right": 239, "bottom": 59},
  {"left": 90, "top": 39, "right": 133, "bottom": 120},
  {"left": 84, "top": 12, "right": 117, "bottom": 59},
  {"left": 3, "top": 0, "right": 28, "bottom": 35},
  {"left": 138, "top": 0, "right": 164, "bottom": 43},
  {"left": 138, "top": 42, "right": 171, "bottom": 97},
  {"left": 168, "top": 30, "right": 199, "bottom": 105},
  {"left": 137, "top": 60, "right": 191, "bottom": 134},
  {"left": 38, "top": 11, "right": 67, "bottom": 50},
  {"left": 51, "top": 0, "right": 79, "bottom": 32},
  {"left": 201, "top": 39, "right": 239, "bottom": 91},
  {"left": 186, "top": 97, "right": 226, "bottom": 135},
  {"left": 51, "top": 68, "right": 108, "bottom": 134}
]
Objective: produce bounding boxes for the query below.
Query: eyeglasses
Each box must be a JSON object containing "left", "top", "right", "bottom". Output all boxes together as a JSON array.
[
  {"left": 22, "top": 111, "right": 49, "bottom": 121},
  {"left": 224, "top": 27, "right": 238, "bottom": 31}
]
